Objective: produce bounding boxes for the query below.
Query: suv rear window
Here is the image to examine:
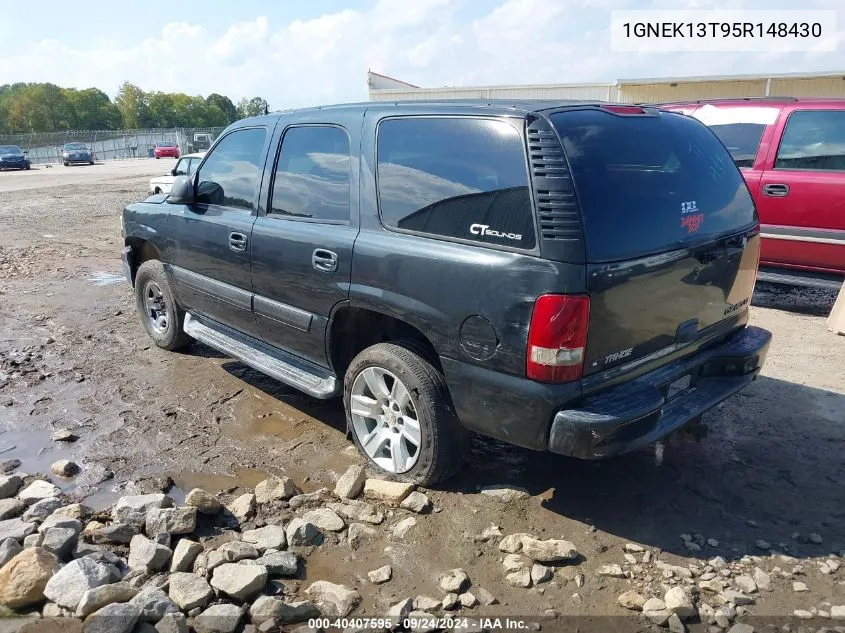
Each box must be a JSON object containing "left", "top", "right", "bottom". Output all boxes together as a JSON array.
[
  {"left": 551, "top": 109, "right": 756, "bottom": 262},
  {"left": 377, "top": 117, "right": 536, "bottom": 250}
]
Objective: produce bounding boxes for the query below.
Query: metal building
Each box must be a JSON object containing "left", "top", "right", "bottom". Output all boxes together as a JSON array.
[{"left": 368, "top": 70, "right": 845, "bottom": 103}]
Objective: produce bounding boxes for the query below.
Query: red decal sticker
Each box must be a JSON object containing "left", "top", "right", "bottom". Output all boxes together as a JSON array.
[{"left": 681, "top": 213, "right": 704, "bottom": 234}]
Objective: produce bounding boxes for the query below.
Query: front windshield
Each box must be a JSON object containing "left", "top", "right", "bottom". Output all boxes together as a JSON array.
[
  {"left": 0, "top": 145, "right": 22, "bottom": 154},
  {"left": 64, "top": 143, "right": 88, "bottom": 150},
  {"left": 158, "top": 142, "right": 177, "bottom": 148}
]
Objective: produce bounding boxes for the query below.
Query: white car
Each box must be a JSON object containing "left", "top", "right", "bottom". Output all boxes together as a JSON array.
[{"left": 149, "top": 152, "right": 205, "bottom": 194}]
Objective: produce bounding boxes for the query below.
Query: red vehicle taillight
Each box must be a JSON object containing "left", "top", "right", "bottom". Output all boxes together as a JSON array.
[{"left": 526, "top": 295, "right": 590, "bottom": 383}]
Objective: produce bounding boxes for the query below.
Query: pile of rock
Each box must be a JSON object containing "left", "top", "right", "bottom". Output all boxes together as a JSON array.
[{"left": 496, "top": 533, "right": 579, "bottom": 589}]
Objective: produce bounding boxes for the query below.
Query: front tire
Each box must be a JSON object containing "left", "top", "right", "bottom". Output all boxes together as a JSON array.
[
  {"left": 344, "top": 342, "right": 467, "bottom": 485},
  {"left": 134, "top": 260, "right": 192, "bottom": 351}
]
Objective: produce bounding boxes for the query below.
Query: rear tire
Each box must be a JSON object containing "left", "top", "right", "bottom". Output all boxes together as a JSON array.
[
  {"left": 134, "top": 260, "right": 192, "bottom": 351},
  {"left": 344, "top": 342, "right": 467, "bottom": 485},
  {"left": 63, "top": 161, "right": 68, "bottom": 166}
]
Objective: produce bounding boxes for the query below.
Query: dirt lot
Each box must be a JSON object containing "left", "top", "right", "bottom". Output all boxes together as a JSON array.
[{"left": 0, "top": 161, "right": 843, "bottom": 629}]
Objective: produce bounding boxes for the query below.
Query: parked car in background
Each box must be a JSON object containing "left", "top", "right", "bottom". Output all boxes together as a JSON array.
[
  {"left": 149, "top": 152, "right": 205, "bottom": 194},
  {"left": 187, "top": 132, "right": 214, "bottom": 154},
  {"left": 0, "top": 145, "right": 31, "bottom": 170},
  {"left": 121, "top": 101, "right": 770, "bottom": 484},
  {"left": 659, "top": 97, "right": 845, "bottom": 290},
  {"left": 153, "top": 142, "right": 180, "bottom": 159},
  {"left": 62, "top": 142, "right": 95, "bottom": 166}
]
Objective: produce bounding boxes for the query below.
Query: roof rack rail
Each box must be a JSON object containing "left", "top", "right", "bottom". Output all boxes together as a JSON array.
[{"left": 638, "top": 96, "right": 799, "bottom": 107}]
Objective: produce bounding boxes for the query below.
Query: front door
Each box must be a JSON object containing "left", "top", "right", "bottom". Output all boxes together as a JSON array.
[
  {"left": 167, "top": 125, "right": 273, "bottom": 337},
  {"left": 250, "top": 123, "right": 359, "bottom": 367}
]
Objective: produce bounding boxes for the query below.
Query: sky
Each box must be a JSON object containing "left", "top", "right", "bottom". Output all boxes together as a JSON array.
[{"left": 1, "top": 0, "right": 843, "bottom": 109}]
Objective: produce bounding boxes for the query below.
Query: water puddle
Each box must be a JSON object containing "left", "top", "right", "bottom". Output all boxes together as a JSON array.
[{"left": 86, "top": 271, "right": 124, "bottom": 286}]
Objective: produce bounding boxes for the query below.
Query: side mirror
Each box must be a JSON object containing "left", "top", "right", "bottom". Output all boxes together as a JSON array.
[
  {"left": 22, "top": 150, "right": 28, "bottom": 155},
  {"left": 167, "top": 175, "right": 194, "bottom": 204},
  {"left": 170, "top": 168, "right": 177, "bottom": 176}
]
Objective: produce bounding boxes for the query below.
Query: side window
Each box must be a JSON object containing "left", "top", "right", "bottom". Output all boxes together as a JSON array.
[
  {"left": 376, "top": 118, "right": 536, "bottom": 250},
  {"left": 270, "top": 126, "right": 351, "bottom": 222},
  {"left": 195, "top": 127, "right": 268, "bottom": 209},
  {"left": 173, "top": 158, "right": 188, "bottom": 176},
  {"left": 775, "top": 110, "right": 845, "bottom": 171},
  {"left": 707, "top": 123, "right": 766, "bottom": 168}
]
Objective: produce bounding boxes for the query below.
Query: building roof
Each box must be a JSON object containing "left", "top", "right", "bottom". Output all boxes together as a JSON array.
[{"left": 618, "top": 70, "right": 845, "bottom": 86}]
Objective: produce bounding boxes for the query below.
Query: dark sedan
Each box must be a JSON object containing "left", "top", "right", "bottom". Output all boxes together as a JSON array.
[
  {"left": 63, "top": 142, "right": 95, "bottom": 166},
  {"left": 0, "top": 145, "right": 31, "bottom": 171}
]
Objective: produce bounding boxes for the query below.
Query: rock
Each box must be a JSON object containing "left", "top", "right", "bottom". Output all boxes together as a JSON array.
[
  {"left": 43, "top": 556, "right": 113, "bottom": 609},
  {"left": 458, "top": 591, "right": 478, "bottom": 608},
  {"left": 334, "top": 466, "right": 367, "bottom": 500},
  {"left": 368, "top": 565, "right": 392, "bottom": 584},
  {"left": 502, "top": 553, "right": 532, "bottom": 573},
  {"left": 414, "top": 595, "right": 441, "bottom": 611},
  {"left": 624, "top": 543, "right": 645, "bottom": 553},
  {"left": 656, "top": 560, "right": 694, "bottom": 579},
  {"left": 17, "top": 480, "right": 61, "bottom": 505},
  {"left": 400, "top": 491, "right": 431, "bottom": 514},
  {"left": 37, "top": 515, "right": 81, "bottom": 534},
  {"left": 347, "top": 523, "right": 375, "bottom": 550},
  {"left": 531, "top": 564, "right": 552, "bottom": 585},
  {"left": 0, "top": 475, "right": 22, "bottom": 499},
  {"left": 752, "top": 567, "right": 770, "bottom": 591},
  {"left": 52, "top": 430, "right": 78, "bottom": 442},
  {"left": 255, "top": 477, "right": 297, "bottom": 504},
  {"left": 700, "top": 580, "right": 725, "bottom": 594},
  {"left": 41, "top": 527, "right": 78, "bottom": 559},
  {"left": 306, "top": 580, "right": 361, "bottom": 617},
  {"left": 23, "top": 499, "right": 61, "bottom": 523},
  {"left": 643, "top": 598, "right": 671, "bottom": 626},
  {"left": 479, "top": 484, "right": 530, "bottom": 502},
  {"left": 0, "top": 547, "right": 59, "bottom": 608},
  {"left": 439, "top": 568, "right": 469, "bottom": 593},
  {"left": 793, "top": 610, "right": 813, "bottom": 619},
  {"left": 363, "top": 479, "right": 414, "bottom": 504},
  {"left": 83, "top": 602, "right": 141, "bottom": 633},
  {"left": 130, "top": 586, "right": 180, "bottom": 622},
  {"left": 169, "top": 539, "right": 203, "bottom": 572},
  {"left": 596, "top": 564, "right": 625, "bottom": 578},
  {"left": 168, "top": 572, "right": 212, "bottom": 611},
  {"left": 474, "top": 586, "right": 497, "bottom": 606},
  {"left": 505, "top": 570, "right": 532, "bottom": 588},
  {"left": 210, "top": 563, "right": 268, "bottom": 600},
  {"left": 830, "top": 605, "right": 845, "bottom": 619},
  {"left": 128, "top": 535, "right": 172, "bottom": 572},
  {"left": 618, "top": 590, "right": 645, "bottom": 611},
  {"left": 216, "top": 541, "right": 259, "bottom": 563},
  {"left": 668, "top": 613, "right": 686, "bottom": 633},
  {"left": 242, "top": 525, "right": 287, "bottom": 551},
  {"left": 392, "top": 517, "right": 417, "bottom": 539},
  {"left": 252, "top": 551, "right": 298, "bottom": 576},
  {"left": 145, "top": 507, "right": 197, "bottom": 537},
  {"left": 50, "top": 461, "right": 80, "bottom": 477},
  {"left": 0, "top": 538, "right": 22, "bottom": 566},
  {"left": 0, "top": 498, "right": 24, "bottom": 520},
  {"left": 286, "top": 518, "right": 320, "bottom": 546},
  {"left": 23, "top": 534, "right": 43, "bottom": 548},
  {"left": 809, "top": 533, "right": 824, "bottom": 544},
  {"left": 227, "top": 493, "right": 256, "bottom": 523},
  {"left": 288, "top": 489, "right": 330, "bottom": 510},
  {"left": 75, "top": 582, "right": 137, "bottom": 618},
  {"left": 0, "top": 517, "right": 35, "bottom": 542},
  {"left": 113, "top": 495, "right": 173, "bottom": 527},
  {"left": 0, "top": 460, "right": 20, "bottom": 474},
  {"left": 726, "top": 625, "right": 754, "bottom": 633},
  {"left": 503, "top": 535, "right": 579, "bottom": 563},
  {"left": 328, "top": 500, "right": 384, "bottom": 525},
  {"left": 441, "top": 593, "right": 460, "bottom": 610},
  {"left": 720, "top": 589, "right": 754, "bottom": 606},
  {"left": 18, "top": 617, "right": 82, "bottom": 633},
  {"left": 155, "top": 613, "right": 189, "bottom": 633},
  {"left": 184, "top": 489, "right": 221, "bottom": 515},
  {"left": 664, "top": 587, "right": 695, "bottom": 619},
  {"left": 793, "top": 581, "right": 808, "bottom": 592},
  {"left": 387, "top": 597, "right": 413, "bottom": 626},
  {"left": 192, "top": 603, "right": 242, "bottom": 633},
  {"left": 735, "top": 574, "right": 757, "bottom": 594},
  {"left": 90, "top": 522, "right": 139, "bottom": 545},
  {"left": 250, "top": 595, "right": 320, "bottom": 626},
  {"left": 302, "top": 508, "right": 345, "bottom": 532},
  {"left": 754, "top": 539, "right": 771, "bottom": 550}
]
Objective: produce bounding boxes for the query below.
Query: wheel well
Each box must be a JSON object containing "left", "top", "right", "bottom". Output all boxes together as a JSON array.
[
  {"left": 124, "top": 238, "right": 162, "bottom": 284},
  {"left": 329, "top": 307, "right": 442, "bottom": 378}
]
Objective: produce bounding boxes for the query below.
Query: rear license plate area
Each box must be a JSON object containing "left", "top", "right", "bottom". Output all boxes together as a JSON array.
[{"left": 666, "top": 374, "right": 693, "bottom": 401}]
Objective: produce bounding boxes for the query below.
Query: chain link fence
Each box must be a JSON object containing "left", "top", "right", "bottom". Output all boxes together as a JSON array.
[{"left": 0, "top": 127, "right": 225, "bottom": 165}]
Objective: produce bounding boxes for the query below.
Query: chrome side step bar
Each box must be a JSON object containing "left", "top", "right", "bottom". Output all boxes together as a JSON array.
[{"left": 183, "top": 313, "right": 340, "bottom": 399}]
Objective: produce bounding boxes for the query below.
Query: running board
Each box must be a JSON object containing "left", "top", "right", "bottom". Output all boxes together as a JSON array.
[
  {"left": 757, "top": 267, "right": 843, "bottom": 291},
  {"left": 183, "top": 313, "right": 340, "bottom": 399}
]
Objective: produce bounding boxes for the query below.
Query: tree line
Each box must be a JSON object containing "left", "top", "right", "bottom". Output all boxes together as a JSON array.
[{"left": 0, "top": 81, "right": 270, "bottom": 134}]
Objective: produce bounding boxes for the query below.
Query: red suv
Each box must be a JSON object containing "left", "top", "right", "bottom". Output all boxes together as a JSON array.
[{"left": 660, "top": 98, "right": 844, "bottom": 290}]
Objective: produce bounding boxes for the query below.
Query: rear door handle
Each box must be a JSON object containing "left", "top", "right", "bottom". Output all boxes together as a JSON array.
[
  {"left": 229, "top": 232, "right": 247, "bottom": 252},
  {"left": 312, "top": 249, "right": 338, "bottom": 272},
  {"left": 762, "top": 183, "right": 789, "bottom": 197}
]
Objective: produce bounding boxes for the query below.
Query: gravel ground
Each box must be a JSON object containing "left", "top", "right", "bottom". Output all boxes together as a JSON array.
[{"left": 0, "top": 162, "right": 843, "bottom": 629}]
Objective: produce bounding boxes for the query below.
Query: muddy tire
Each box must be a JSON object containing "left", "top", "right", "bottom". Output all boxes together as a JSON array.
[
  {"left": 344, "top": 342, "right": 467, "bottom": 485},
  {"left": 134, "top": 260, "right": 192, "bottom": 351}
]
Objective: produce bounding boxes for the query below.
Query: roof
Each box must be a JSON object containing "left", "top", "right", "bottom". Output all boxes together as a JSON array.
[
  {"left": 654, "top": 96, "right": 845, "bottom": 107},
  {"left": 618, "top": 70, "right": 845, "bottom": 86},
  {"left": 367, "top": 70, "right": 419, "bottom": 89}
]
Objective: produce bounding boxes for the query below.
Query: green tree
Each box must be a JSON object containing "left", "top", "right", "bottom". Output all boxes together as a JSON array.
[
  {"left": 114, "top": 82, "right": 149, "bottom": 129},
  {"left": 64, "top": 88, "right": 122, "bottom": 130},
  {"left": 206, "top": 93, "right": 238, "bottom": 123},
  {"left": 236, "top": 96, "right": 269, "bottom": 119}
]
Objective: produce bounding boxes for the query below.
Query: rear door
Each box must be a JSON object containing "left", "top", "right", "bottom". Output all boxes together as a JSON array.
[
  {"left": 550, "top": 108, "right": 759, "bottom": 376},
  {"left": 167, "top": 125, "right": 272, "bottom": 338},
  {"left": 755, "top": 106, "right": 845, "bottom": 274},
  {"left": 249, "top": 121, "right": 359, "bottom": 367}
]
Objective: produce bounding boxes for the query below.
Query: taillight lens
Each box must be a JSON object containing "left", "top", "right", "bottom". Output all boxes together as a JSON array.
[{"left": 526, "top": 295, "right": 590, "bottom": 383}]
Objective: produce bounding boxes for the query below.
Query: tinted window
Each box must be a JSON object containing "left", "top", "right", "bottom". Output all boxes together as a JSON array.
[
  {"left": 195, "top": 127, "right": 267, "bottom": 209},
  {"left": 775, "top": 110, "right": 845, "bottom": 171},
  {"left": 377, "top": 118, "right": 535, "bottom": 250},
  {"left": 270, "top": 126, "right": 350, "bottom": 221},
  {"left": 552, "top": 110, "right": 755, "bottom": 262},
  {"left": 707, "top": 123, "right": 766, "bottom": 168}
]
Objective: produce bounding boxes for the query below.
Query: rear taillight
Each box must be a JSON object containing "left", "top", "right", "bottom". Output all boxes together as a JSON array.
[
  {"left": 601, "top": 105, "right": 646, "bottom": 115},
  {"left": 526, "top": 295, "right": 590, "bottom": 383}
]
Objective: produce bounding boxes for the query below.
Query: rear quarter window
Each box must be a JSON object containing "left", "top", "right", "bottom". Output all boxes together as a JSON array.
[
  {"left": 552, "top": 109, "right": 757, "bottom": 262},
  {"left": 376, "top": 117, "right": 536, "bottom": 250}
]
